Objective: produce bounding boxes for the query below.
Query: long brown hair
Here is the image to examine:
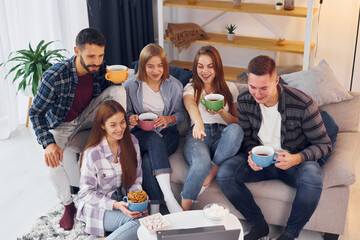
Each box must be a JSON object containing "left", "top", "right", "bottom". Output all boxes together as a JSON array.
[
  {"left": 136, "top": 43, "right": 170, "bottom": 82},
  {"left": 192, "top": 46, "right": 233, "bottom": 113},
  {"left": 80, "top": 100, "right": 137, "bottom": 189}
]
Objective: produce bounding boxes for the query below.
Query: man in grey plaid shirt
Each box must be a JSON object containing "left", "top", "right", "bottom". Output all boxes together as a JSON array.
[
  {"left": 217, "top": 55, "right": 338, "bottom": 240},
  {"left": 29, "top": 28, "right": 126, "bottom": 230}
]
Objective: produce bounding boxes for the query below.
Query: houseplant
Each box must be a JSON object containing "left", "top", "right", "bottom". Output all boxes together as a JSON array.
[
  {"left": 225, "top": 24, "right": 237, "bottom": 41},
  {"left": 275, "top": 2, "right": 283, "bottom": 10},
  {"left": 0, "top": 40, "right": 67, "bottom": 97}
]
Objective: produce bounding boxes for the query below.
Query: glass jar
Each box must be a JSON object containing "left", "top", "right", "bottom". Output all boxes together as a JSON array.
[{"left": 284, "top": 0, "right": 294, "bottom": 10}]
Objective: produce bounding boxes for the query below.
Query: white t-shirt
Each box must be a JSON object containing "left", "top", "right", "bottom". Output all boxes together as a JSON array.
[
  {"left": 258, "top": 103, "right": 285, "bottom": 152},
  {"left": 183, "top": 81, "right": 239, "bottom": 125},
  {"left": 142, "top": 82, "right": 165, "bottom": 116}
]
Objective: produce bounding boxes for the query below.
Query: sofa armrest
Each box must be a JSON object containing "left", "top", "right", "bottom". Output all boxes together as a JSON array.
[
  {"left": 320, "top": 92, "right": 360, "bottom": 132},
  {"left": 322, "top": 132, "right": 359, "bottom": 189}
]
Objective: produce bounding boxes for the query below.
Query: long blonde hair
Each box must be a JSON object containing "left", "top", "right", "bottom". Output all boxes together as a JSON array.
[
  {"left": 80, "top": 100, "right": 137, "bottom": 189},
  {"left": 136, "top": 43, "right": 170, "bottom": 82}
]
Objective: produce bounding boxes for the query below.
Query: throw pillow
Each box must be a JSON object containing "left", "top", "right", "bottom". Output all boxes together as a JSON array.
[
  {"left": 132, "top": 60, "right": 193, "bottom": 87},
  {"left": 281, "top": 60, "right": 353, "bottom": 106}
]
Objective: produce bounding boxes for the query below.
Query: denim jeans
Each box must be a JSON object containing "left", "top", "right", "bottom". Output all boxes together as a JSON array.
[
  {"left": 217, "top": 154, "right": 323, "bottom": 238},
  {"left": 103, "top": 209, "right": 140, "bottom": 240},
  {"left": 132, "top": 125, "right": 179, "bottom": 203},
  {"left": 181, "top": 123, "right": 244, "bottom": 201}
]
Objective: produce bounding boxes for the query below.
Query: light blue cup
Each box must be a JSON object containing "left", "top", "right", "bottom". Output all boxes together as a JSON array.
[
  {"left": 123, "top": 196, "right": 149, "bottom": 213},
  {"left": 251, "top": 146, "right": 279, "bottom": 167}
]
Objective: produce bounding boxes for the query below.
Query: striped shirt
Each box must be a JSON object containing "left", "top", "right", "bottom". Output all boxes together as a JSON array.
[
  {"left": 237, "top": 84, "right": 332, "bottom": 162},
  {"left": 29, "top": 56, "right": 112, "bottom": 148},
  {"left": 76, "top": 135, "right": 142, "bottom": 236}
]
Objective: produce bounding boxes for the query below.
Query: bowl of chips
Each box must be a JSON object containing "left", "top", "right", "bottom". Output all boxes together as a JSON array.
[
  {"left": 123, "top": 190, "right": 148, "bottom": 212},
  {"left": 139, "top": 213, "right": 170, "bottom": 233},
  {"left": 203, "top": 203, "right": 230, "bottom": 222}
]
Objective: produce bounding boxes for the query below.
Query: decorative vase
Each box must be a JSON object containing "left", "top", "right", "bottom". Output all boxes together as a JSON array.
[
  {"left": 233, "top": 0, "right": 241, "bottom": 7},
  {"left": 227, "top": 33, "right": 235, "bottom": 41},
  {"left": 284, "top": 0, "right": 294, "bottom": 10}
]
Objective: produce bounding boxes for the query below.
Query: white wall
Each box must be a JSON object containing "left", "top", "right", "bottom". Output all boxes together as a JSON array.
[{"left": 154, "top": 0, "right": 360, "bottom": 91}]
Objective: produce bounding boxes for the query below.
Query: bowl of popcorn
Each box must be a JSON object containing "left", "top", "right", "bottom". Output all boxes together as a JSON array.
[
  {"left": 203, "top": 203, "right": 230, "bottom": 222},
  {"left": 139, "top": 213, "right": 170, "bottom": 232}
]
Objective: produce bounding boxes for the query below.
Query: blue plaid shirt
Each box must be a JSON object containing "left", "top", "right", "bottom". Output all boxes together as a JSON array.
[{"left": 29, "top": 56, "right": 112, "bottom": 149}]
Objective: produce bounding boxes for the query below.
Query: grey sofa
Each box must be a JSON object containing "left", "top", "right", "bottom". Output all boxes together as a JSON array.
[{"left": 169, "top": 84, "right": 359, "bottom": 238}]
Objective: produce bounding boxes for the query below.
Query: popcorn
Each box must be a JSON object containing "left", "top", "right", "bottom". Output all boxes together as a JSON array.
[{"left": 204, "top": 204, "right": 229, "bottom": 218}]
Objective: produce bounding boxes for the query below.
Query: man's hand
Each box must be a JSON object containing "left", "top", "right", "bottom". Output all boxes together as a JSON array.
[
  {"left": 44, "top": 143, "right": 63, "bottom": 168},
  {"left": 129, "top": 114, "right": 139, "bottom": 128},
  {"left": 113, "top": 201, "right": 143, "bottom": 218},
  {"left": 274, "top": 152, "right": 302, "bottom": 170},
  {"left": 247, "top": 151, "right": 263, "bottom": 171}
]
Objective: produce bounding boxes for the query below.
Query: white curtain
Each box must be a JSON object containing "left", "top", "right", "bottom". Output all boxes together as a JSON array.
[{"left": 0, "top": 0, "right": 89, "bottom": 139}]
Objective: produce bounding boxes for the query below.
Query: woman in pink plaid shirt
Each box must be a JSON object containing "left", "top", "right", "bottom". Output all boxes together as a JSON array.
[{"left": 76, "top": 100, "right": 145, "bottom": 239}]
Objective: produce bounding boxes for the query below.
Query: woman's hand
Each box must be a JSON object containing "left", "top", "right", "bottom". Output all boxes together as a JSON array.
[
  {"left": 113, "top": 201, "right": 143, "bottom": 218},
  {"left": 192, "top": 122, "right": 206, "bottom": 141},
  {"left": 154, "top": 116, "right": 175, "bottom": 129},
  {"left": 129, "top": 114, "right": 139, "bottom": 128},
  {"left": 206, "top": 107, "right": 225, "bottom": 115}
]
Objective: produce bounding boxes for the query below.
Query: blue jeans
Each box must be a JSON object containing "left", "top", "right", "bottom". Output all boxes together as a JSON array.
[
  {"left": 217, "top": 154, "right": 323, "bottom": 238},
  {"left": 103, "top": 209, "right": 140, "bottom": 240},
  {"left": 132, "top": 125, "right": 179, "bottom": 204},
  {"left": 182, "top": 123, "right": 244, "bottom": 201}
]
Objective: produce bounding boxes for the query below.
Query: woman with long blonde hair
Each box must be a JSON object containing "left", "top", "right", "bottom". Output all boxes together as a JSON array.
[
  {"left": 181, "top": 46, "right": 244, "bottom": 210},
  {"left": 125, "top": 43, "right": 184, "bottom": 214},
  {"left": 76, "top": 100, "right": 144, "bottom": 239}
]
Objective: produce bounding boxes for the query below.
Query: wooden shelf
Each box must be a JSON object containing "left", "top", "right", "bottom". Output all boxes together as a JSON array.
[
  {"left": 165, "top": 33, "right": 316, "bottom": 54},
  {"left": 163, "top": 0, "right": 318, "bottom": 18},
  {"left": 169, "top": 60, "right": 246, "bottom": 81}
]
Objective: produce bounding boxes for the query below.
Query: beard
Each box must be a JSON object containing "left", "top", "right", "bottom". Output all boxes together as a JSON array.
[{"left": 80, "top": 55, "right": 101, "bottom": 74}]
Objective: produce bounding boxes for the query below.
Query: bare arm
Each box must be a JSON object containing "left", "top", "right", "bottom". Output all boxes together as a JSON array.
[
  {"left": 217, "top": 102, "right": 239, "bottom": 124},
  {"left": 184, "top": 94, "right": 206, "bottom": 140}
]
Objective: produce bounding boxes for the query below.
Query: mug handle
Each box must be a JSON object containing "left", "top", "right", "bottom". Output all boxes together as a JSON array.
[
  {"left": 200, "top": 97, "right": 206, "bottom": 106},
  {"left": 125, "top": 68, "right": 129, "bottom": 80},
  {"left": 122, "top": 196, "right": 128, "bottom": 202},
  {"left": 272, "top": 154, "right": 280, "bottom": 164},
  {"left": 105, "top": 72, "right": 111, "bottom": 80}
]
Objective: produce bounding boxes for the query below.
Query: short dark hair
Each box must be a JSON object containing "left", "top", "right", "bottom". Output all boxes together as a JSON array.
[
  {"left": 75, "top": 28, "right": 105, "bottom": 49},
  {"left": 247, "top": 55, "right": 276, "bottom": 77}
]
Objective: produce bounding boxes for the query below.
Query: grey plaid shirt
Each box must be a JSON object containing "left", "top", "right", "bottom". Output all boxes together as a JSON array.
[{"left": 237, "top": 84, "right": 332, "bottom": 162}]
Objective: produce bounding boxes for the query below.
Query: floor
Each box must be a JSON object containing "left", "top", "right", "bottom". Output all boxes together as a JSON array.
[{"left": 0, "top": 125, "right": 359, "bottom": 240}]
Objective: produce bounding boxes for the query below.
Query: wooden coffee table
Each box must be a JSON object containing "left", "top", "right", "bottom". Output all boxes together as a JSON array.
[{"left": 137, "top": 210, "right": 244, "bottom": 240}]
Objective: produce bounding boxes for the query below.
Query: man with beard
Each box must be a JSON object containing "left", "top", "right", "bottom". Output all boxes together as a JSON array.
[{"left": 29, "top": 28, "right": 126, "bottom": 230}]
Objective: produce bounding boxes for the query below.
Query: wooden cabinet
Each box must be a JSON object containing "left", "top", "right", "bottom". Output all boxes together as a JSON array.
[{"left": 157, "top": 0, "right": 318, "bottom": 81}]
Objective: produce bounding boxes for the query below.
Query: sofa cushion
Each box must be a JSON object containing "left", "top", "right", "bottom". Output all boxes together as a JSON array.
[
  {"left": 281, "top": 60, "right": 353, "bottom": 106},
  {"left": 320, "top": 92, "right": 360, "bottom": 132},
  {"left": 321, "top": 132, "right": 358, "bottom": 188}
]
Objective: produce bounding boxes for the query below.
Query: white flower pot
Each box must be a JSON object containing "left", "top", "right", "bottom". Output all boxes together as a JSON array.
[
  {"left": 275, "top": 4, "right": 282, "bottom": 10},
  {"left": 227, "top": 33, "right": 235, "bottom": 41}
]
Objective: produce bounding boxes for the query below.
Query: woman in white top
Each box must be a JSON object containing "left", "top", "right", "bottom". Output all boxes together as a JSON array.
[
  {"left": 181, "top": 46, "right": 244, "bottom": 210},
  {"left": 124, "top": 43, "right": 184, "bottom": 214}
]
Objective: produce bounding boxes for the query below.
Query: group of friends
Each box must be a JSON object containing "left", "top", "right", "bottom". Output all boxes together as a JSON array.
[{"left": 29, "top": 28, "right": 338, "bottom": 240}]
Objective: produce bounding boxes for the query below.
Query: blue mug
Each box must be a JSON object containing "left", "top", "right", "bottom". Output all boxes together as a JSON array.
[
  {"left": 123, "top": 196, "right": 149, "bottom": 213},
  {"left": 251, "top": 146, "right": 279, "bottom": 167}
]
